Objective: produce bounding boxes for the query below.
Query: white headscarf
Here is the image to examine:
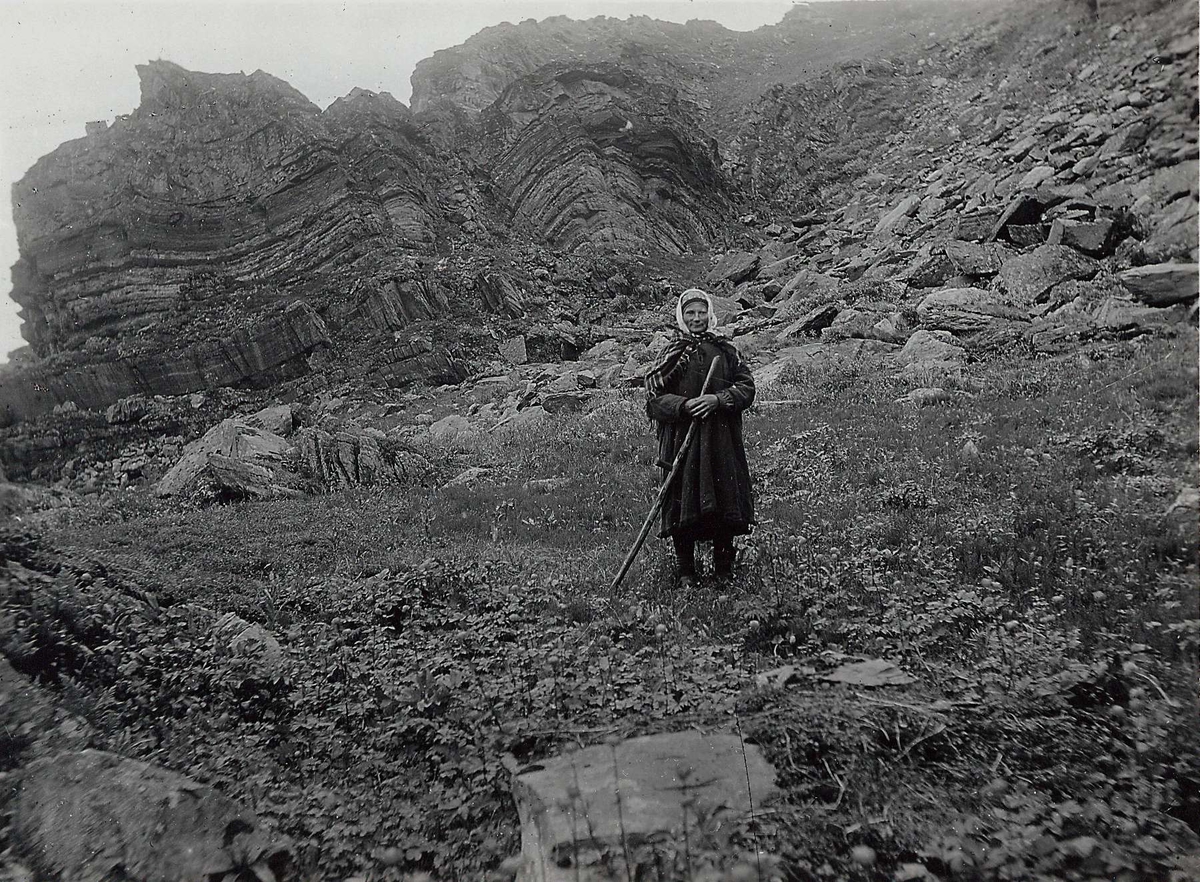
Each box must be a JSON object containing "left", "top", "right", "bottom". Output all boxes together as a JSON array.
[{"left": 675, "top": 288, "right": 718, "bottom": 335}]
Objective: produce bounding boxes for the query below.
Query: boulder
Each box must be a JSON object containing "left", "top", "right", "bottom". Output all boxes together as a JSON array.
[
  {"left": 246, "top": 403, "right": 294, "bottom": 436},
  {"left": 293, "top": 427, "right": 432, "bottom": 488},
  {"left": 822, "top": 307, "right": 907, "bottom": 344},
  {"left": 1119, "top": 264, "right": 1200, "bottom": 307},
  {"left": 753, "top": 356, "right": 798, "bottom": 389},
  {"left": 758, "top": 237, "right": 797, "bottom": 265},
  {"left": 955, "top": 209, "right": 1005, "bottom": 242},
  {"left": 1131, "top": 159, "right": 1197, "bottom": 209},
  {"left": 1091, "top": 296, "right": 1176, "bottom": 332},
  {"left": 918, "top": 195, "right": 947, "bottom": 220},
  {"left": 104, "top": 396, "right": 151, "bottom": 425},
  {"left": 11, "top": 750, "right": 290, "bottom": 882},
  {"left": 582, "top": 338, "right": 619, "bottom": 361},
  {"left": 944, "top": 240, "right": 1014, "bottom": 276},
  {"left": 874, "top": 194, "right": 921, "bottom": 236},
  {"left": 1004, "top": 135, "right": 1038, "bottom": 161},
  {"left": 199, "top": 454, "right": 303, "bottom": 500},
  {"left": 708, "top": 294, "right": 742, "bottom": 325},
  {"left": 512, "top": 730, "right": 779, "bottom": 882},
  {"left": 545, "top": 372, "right": 581, "bottom": 393},
  {"left": 428, "top": 414, "right": 472, "bottom": 442},
  {"left": 213, "top": 612, "right": 285, "bottom": 677},
  {"left": 445, "top": 466, "right": 492, "bottom": 487},
  {"left": 1047, "top": 218, "right": 1116, "bottom": 256},
  {"left": 757, "top": 253, "right": 806, "bottom": 281},
  {"left": 896, "top": 329, "right": 967, "bottom": 366},
  {"left": 499, "top": 335, "right": 529, "bottom": 365},
  {"left": 900, "top": 249, "right": 956, "bottom": 288},
  {"left": 778, "top": 268, "right": 839, "bottom": 302},
  {"left": 989, "top": 193, "right": 1048, "bottom": 241},
  {"left": 918, "top": 288, "right": 1030, "bottom": 333},
  {"left": 1145, "top": 196, "right": 1199, "bottom": 262},
  {"left": 1016, "top": 165, "right": 1056, "bottom": 190},
  {"left": 539, "top": 391, "right": 590, "bottom": 414},
  {"left": 777, "top": 305, "right": 840, "bottom": 341},
  {"left": 705, "top": 251, "right": 759, "bottom": 286},
  {"left": 154, "top": 418, "right": 294, "bottom": 498},
  {"left": 997, "top": 245, "right": 1101, "bottom": 304}
]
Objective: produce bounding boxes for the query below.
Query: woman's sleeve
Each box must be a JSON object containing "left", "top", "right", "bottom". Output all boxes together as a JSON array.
[
  {"left": 715, "top": 351, "right": 755, "bottom": 412},
  {"left": 647, "top": 393, "right": 690, "bottom": 423}
]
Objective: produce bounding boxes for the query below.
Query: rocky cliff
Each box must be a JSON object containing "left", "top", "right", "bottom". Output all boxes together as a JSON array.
[{"left": 3, "top": 0, "right": 1196, "bottom": 429}]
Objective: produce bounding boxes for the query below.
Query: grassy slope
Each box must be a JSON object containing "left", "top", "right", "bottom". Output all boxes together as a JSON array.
[{"left": 12, "top": 326, "right": 1197, "bottom": 881}]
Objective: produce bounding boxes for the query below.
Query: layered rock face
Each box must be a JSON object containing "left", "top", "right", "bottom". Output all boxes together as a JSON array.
[
  {"left": 481, "top": 64, "right": 730, "bottom": 254},
  {"left": 410, "top": 15, "right": 735, "bottom": 115},
  {"left": 10, "top": 61, "right": 444, "bottom": 358},
  {"left": 5, "top": 62, "right": 457, "bottom": 419},
  {"left": 0, "top": 301, "right": 329, "bottom": 424}
]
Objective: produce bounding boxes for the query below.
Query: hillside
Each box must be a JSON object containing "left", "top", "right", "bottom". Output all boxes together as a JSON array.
[{"left": 0, "top": 0, "right": 1197, "bottom": 880}]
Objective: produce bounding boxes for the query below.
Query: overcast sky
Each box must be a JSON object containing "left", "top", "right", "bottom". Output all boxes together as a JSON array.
[{"left": 0, "top": 0, "right": 799, "bottom": 364}]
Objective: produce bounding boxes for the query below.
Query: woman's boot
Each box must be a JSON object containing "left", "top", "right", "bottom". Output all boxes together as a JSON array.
[{"left": 673, "top": 535, "right": 697, "bottom": 587}]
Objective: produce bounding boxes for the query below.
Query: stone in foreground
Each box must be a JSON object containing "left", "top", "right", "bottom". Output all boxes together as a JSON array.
[
  {"left": 12, "top": 749, "right": 291, "bottom": 882},
  {"left": 513, "top": 730, "right": 779, "bottom": 882}
]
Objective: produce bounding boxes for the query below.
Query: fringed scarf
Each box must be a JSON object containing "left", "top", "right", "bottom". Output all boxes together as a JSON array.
[
  {"left": 644, "top": 331, "right": 725, "bottom": 395},
  {"left": 645, "top": 288, "right": 725, "bottom": 396}
]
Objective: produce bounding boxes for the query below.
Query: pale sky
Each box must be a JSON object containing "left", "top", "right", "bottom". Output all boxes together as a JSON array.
[{"left": 0, "top": 0, "right": 799, "bottom": 364}]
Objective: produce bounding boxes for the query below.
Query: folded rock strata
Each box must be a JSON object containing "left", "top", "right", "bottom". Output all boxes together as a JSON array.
[
  {"left": 481, "top": 64, "right": 731, "bottom": 254},
  {"left": 11, "top": 62, "right": 442, "bottom": 357}
]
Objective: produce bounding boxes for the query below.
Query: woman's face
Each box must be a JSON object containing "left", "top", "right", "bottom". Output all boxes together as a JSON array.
[{"left": 682, "top": 301, "right": 710, "bottom": 334}]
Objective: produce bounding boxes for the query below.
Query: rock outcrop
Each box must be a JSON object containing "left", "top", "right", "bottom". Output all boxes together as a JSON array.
[
  {"left": 0, "top": 301, "right": 330, "bottom": 425},
  {"left": 11, "top": 63, "right": 442, "bottom": 357},
  {"left": 480, "top": 64, "right": 732, "bottom": 254},
  {"left": 152, "top": 403, "right": 434, "bottom": 500},
  {"left": 3, "top": 63, "right": 460, "bottom": 422}
]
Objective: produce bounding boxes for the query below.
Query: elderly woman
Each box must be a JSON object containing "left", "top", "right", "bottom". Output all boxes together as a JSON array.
[{"left": 645, "top": 288, "right": 755, "bottom": 586}]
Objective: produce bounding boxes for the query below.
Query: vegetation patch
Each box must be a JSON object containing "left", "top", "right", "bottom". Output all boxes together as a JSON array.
[{"left": 2, "top": 331, "right": 1197, "bottom": 881}]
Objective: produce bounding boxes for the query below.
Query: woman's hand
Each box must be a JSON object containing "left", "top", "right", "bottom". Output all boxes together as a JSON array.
[{"left": 685, "top": 394, "right": 720, "bottom": 419}]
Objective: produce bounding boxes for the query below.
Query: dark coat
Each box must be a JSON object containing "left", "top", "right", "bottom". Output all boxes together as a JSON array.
[{"left": 646, "top": 339, "right": 755, "bottom": 541}]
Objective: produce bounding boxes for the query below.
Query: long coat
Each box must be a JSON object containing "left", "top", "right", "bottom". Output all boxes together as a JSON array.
[{"left": 646, "top": 339, "right": 755, "bottom": 541}]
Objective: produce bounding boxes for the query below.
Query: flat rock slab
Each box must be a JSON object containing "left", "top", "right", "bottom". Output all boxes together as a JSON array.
[
  {"left": 917, "top": 287, "right": 1029, "bottom": 333},
  {"left": 513, "top": 730, "right": 779, "bottom": 882},
  {"left": 1119, "top": 264, "right": 1199, "bottom": 307}
]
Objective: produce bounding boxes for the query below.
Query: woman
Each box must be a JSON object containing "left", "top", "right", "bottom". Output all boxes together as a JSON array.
[{"left": 645, "top": 288, "right": 755, "bottom": 586}]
